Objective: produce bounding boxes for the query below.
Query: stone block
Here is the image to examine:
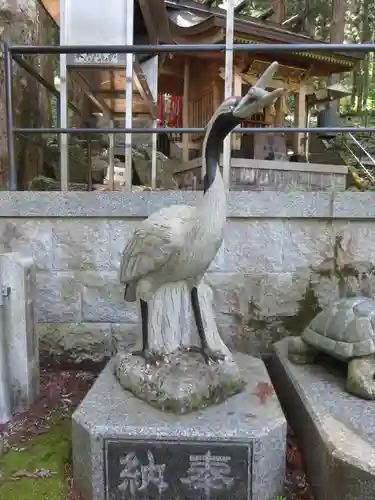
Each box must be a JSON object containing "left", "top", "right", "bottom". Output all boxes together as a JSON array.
[
  {"left": 111, "top": 323, "right": 139, "bottom": 352},
  {"left": 206, "top": 272, "right": 314, "bottom": 357},
  {"left": 205, "top": 273, "right": 256, "bottom": 330},
  {"left": 282, "top": 220, "right": 333, "bottom": 272},
  {"left": 333, "top": 192, "right": 375, "bottom": 218},
  {"left": 35, "top": 271, "right": 82, "bottom": 322},
  {"left": 72, "top": 354, "right": 286, "bottom": 500},
  {"left": 108, "top": 220, "right": 140, "bottom": 270},
  {"left": 52, "top": 219, "right": 111, "bottom": 270},
  {"left": 81, "top": 271, "right": 138, "bottom": 322},
  {"left": 0, "top": 252, "right": 39, "bottom": 414},
  {"left": 38, "top": 323, "right": 113, "bottom": 364},
  {"left": 211, "top": 220, "right": 283, "bottom": 273},
  {"left": 269, "top": 337, "right": 375, "bottom": 500},
  {"left": 0, "top": 191, "right": 333, "bottom": 218},
  {"left": 333, "top": 221, "right": 375, "bottom": 264},
  {"left": 0, "top": 219, "right": 53, "bottom": 270}
]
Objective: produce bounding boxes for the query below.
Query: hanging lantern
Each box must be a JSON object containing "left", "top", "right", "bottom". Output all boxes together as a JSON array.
[{"left": 317, "top": 104, "right": 338, "bottom": 140}]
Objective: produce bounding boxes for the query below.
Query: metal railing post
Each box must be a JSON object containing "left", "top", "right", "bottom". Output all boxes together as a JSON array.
[
  {"left": 108, "top": 120, "right": 115, "bottom": 191},
  {"left": 222, "top": 0, "right": 234, "bottom": 190},
  {"left": 87, "top": 135, "right": 92, "bottom": 191},
  {"left": 4, "top": 43, "right": 17, "bottom": 191},
  {"left": 124, "top": 0, "right": 134, "bottom": 192},
  {"left": 0, "top": 283, "right": 11, "bottom": 424},
  {"left": 59, "top": 0, "right": 69, "bottom": 191}
]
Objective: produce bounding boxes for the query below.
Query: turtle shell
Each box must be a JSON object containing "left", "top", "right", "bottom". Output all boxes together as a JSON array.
[{"left": 301, "top": 297, "right": 375, "bottom": 360}]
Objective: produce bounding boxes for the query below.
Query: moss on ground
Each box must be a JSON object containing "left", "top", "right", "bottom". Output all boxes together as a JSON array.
[{"left": 0, "top": 417, "right": 71, "bottom": 500}]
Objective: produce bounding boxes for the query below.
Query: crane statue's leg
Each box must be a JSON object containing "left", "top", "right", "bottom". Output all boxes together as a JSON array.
[
  {"left": 190, "top": 286, "right": 225, "bottom": 364},
  {"left": 132, "top": 299, "right": 164, "bottom": 365}
]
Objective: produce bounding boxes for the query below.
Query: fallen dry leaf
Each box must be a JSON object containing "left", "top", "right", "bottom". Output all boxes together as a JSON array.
[
  {"left": 254, "top": 381, "right": 274, "bottom": 404},
  {"left": 11, "top": 468, "right": 57, "bottom": 480}
]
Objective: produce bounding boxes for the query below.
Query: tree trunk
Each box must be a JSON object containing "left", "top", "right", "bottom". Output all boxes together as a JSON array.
[
  {"left": 304, "top": 0, "right": 315, "bottom": 37},
  {"left": 145, "top": 280, "right": 232, "bottom": 359},
  {"left": 270, "top": 0, "right": 287, "bottom": 23},
  {"left": 329, "top": 0, "right": 347, "bottom": 114},
  {"left": 360, "top": 0, "right": 371, "bottom": 123}
]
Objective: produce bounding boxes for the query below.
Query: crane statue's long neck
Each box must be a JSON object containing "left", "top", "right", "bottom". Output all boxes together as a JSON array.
[
  {"left": 202, "top": 112, "right": 241, "bottom": 195},
  {"left": 198, "top": 110, "right": 242, "bottom": 226}
]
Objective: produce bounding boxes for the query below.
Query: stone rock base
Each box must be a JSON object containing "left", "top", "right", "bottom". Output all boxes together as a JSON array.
[
  {"left": 72, "top": 353, "right": 286, "bottom": 500},
  {"left": 269, "top": 337, "right": 375, "bottom": 500},
  {"left": 114, "top": 351, "right": 245, "bottom": 414}
]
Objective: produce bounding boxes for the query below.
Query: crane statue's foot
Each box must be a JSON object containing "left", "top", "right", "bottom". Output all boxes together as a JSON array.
[
  {"left": 187, "top": 345, "right": 226, "bottom": 364},
  {"left": 202, "top": 347, "right": 226, "bottom": 364},
  {"left": 131, "top": 348, "right": 165, "bottom": 366},
  {"left": 114, "top": 349, "right": 245, "bottom": 415}
]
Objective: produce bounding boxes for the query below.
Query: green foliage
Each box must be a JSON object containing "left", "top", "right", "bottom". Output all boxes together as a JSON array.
[{"left": 210, "top": 0, "right": 375, "bottom": 120}]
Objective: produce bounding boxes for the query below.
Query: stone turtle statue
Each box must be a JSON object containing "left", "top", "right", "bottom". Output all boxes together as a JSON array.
[{"left": 288, "top": 296, "right": 375, "bottom": 400}]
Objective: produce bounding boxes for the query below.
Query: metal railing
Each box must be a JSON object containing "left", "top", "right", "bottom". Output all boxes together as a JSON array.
[
  {"left": 4, "top": 41, "right": 375, "bottom": 191},
  {"left": 348, "top": 133, "right": 375, "bottom": 167},
  {"left": 343, "top": 141, "right": 375, "bottom": 182}
]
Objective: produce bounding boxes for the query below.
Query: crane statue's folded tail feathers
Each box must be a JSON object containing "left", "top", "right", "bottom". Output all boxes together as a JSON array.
[{"left": 124, "top": 283, "right": 137, "bottom": 302}]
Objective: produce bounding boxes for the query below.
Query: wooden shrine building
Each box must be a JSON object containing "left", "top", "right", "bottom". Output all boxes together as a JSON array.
[{"left": 159, "top": 0, "right": 364, "bottom": 190}]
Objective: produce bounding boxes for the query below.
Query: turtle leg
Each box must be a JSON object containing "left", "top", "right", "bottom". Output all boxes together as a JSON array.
[
  {"left": 288, "top": 337, "right": 318, "bottom": 364},
  {"left": 347, "top": 356, "right": 375, "bottom": 400}
]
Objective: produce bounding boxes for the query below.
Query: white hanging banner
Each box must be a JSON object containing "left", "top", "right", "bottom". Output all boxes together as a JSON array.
[{"left": 65, "top": 0, "right": 128, "bottom": 66}]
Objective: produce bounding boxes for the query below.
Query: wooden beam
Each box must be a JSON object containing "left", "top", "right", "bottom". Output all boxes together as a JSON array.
[
  {"left": 138, "top": 0, "right": 171, "bottom": 44},
  {"left": 294, "top": 84, "right": 307, "bottom": 157},
  {"left": 73, "top": 72, "right": 113, "bottom": 117},
  {"left": 133, "top": 60, "right": 156, "bottom": 119}
]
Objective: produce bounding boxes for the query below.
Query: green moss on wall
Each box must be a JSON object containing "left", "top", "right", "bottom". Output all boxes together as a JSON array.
[
  {"left": 282, "top": 281, "right": 322, "bottom": 335},
  {"left": 0, "top": 417, "right": 71, "bottom": 500}
]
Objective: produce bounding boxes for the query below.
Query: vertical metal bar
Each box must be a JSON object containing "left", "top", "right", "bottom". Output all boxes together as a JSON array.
[
  {"left": 151, "top": 119, "right": 158, "bottom": 189},
  {"left": 150, "top": 55, "right": 159, "bottom": 190},
  {"left": 182, "top": 59, "right": 190, "bottom": 163},
  {"left": 108, "top": 119, "right": 115, "bottom": 191},
  {"left": 0, "top": 283, "right": 11, "bottom": 424},
  {"left": 56, "top": 96, "right": 60, "bottom": 129},
  {"left": 87, "top": 136, "right": 92, "bottom": 191},
  {"left": 222, "top": 0, "right": 234, "bottom": 189},
  {"left": 305, "top": 106, "right": 311, "bottom": 162},
  {"left": 124, "top": 0, "right": 134, "bottom": 192},
  {"left": 4, "top": 43, "right": 17, "bottom": 191},
  {"left": 60, "top": 0, "right": 69, "bottom": 191}
]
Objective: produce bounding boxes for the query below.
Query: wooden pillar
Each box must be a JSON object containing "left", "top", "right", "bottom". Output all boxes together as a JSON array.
[
  {"left": 294, "top": 84, "right": 307, "bottom": 156},
  {"left": 213, "top": 80, "right": 220, "bottom": 110},
  {"left": 233, "top": 69, "right": 242, "bottom": 151},
  {"left": 275, "top": 94, "right": 284, "bottom": 127},
  {"left": 182, "top": 58, "right": 190, "bottom": 163}
]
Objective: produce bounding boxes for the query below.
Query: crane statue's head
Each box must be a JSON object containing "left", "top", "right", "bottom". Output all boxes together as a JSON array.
[
  {"left": 212, "top": 61, "right": 283, "bottom": 130},
  {"left": 203, "top": 61, "right": 284, "bottom": 190}
]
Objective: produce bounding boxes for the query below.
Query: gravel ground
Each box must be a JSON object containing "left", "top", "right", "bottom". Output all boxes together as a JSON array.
[{"left": 0, "top": 369, "right": 314, "bottom": 500}]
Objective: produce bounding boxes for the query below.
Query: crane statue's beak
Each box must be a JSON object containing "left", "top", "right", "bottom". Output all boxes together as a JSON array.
[{"left": 233, "top": 61, "right": 284, "bottom": 119}]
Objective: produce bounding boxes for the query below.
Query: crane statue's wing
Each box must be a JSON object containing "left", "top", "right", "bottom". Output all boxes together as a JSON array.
[{"left": 120, "top": 205, "right": 195, "bottom": 284}]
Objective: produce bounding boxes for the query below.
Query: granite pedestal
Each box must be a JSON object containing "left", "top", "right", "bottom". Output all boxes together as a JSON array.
[
  {"left": 269, "top": 337, "right": 375, "bottom": 500},
  {"left": 72, "top": 353, "right": 286, "bottom": 500}
]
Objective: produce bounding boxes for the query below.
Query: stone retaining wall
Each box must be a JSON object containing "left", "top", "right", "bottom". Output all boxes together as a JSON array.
[
  {"left": 0, "top": 191, "right": 373, "bottom": 366},
  {"left": 173, "top": 158, "right": 347, "bottom": 192}
]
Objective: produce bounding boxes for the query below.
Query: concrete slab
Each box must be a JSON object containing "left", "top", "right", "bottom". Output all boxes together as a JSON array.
[
  {"left": 0, "top": 252, "right": 39, "bottom": 419},
  {"left": 269, "top": 337, "right": 375, "bottom": 500},
  {"left": 72, "top": 353, "right": 286, "bottom": 500}
]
